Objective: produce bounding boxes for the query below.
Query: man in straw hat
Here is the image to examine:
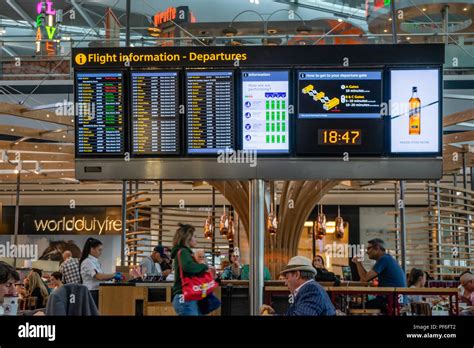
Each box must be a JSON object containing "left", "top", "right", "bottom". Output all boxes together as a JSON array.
[
  {"left": 459, "top": 271, "right": 474, "bottom": 315},
  {"left": 260, "top": 256, "right": 335, "bottom": 316}
]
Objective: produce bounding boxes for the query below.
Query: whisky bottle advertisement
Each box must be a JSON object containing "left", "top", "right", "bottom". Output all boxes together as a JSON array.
[{"left": 390, "top": 69, "right": 439, "bottom": 154}]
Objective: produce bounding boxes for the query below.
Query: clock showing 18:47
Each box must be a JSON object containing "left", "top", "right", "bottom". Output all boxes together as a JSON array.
[{"left": 317, "top": 129, "right": 362, "bottom": 145}]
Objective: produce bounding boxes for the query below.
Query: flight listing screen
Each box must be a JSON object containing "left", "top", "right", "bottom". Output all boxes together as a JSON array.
[
  {"left": 131, "top": 71, "right": 180, "bottom": 155},
  {"left": 241, "top": 70, "right": 289, "bottom": 153},
  {"left": 298, "top": 71, "right": 382, "bottom": 119},
  {"left": 76, "top": 72, "right": 124, "bottom": 155},
  {"left": 186, "top": 71, "right": 234, "bottom": 154}
]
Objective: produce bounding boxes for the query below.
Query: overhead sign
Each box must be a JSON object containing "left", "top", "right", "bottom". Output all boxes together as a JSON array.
[
  {"left": 35, "top": 0, "right": 60, "bottom": 55},
  {"left": 73, "top": 45, "right": 444, "bottom": 180}
]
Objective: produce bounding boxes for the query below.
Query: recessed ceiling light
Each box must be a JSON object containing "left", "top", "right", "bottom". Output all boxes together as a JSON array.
[
  {"left": 407, "top": 37, "right": 411, "bottom": 40},
  {"left": 422, "top": 8, "right": 426, "bottom": 11},
  {"left": 337, "top": 18, "right": 343, "bottom": 22},
  {"left": 10, "top": 128, "right": 14, "bottom": 132},
  {"left": 463, "top": 8, "right": 468, "bottom": 11},
  {"left": 389, "top": 17, "right": 392, "bottom": 21},
  {"left": 384, "top": 29, "right": 388, "bottom": 33}
]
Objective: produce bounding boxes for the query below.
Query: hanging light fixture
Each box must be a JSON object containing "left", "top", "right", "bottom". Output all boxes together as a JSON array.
[
  {"left": 315, "top": 204, "right": 326, "bottom": 240},
  {"left": 335, "top": 205, "right": 344, "bottom": 239},
  {"left": 226, "top": 214, "right": 234, "bottom": 241},
  {"left": 203, "top": 210, "right": 213, "bottom": 240},
  {"left": 220, "top": 205, "right": 230, "bottom": 236},
  {"left": 267, "top": 182, "right": 278, "bottom": 235}
]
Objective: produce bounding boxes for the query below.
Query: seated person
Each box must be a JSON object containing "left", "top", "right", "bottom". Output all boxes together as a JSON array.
[
  {"left": 221, "top": 252, "right": 271, "bottom": 280},
  {"left": 26, "top": 271, "right": 49, "bottom": 309},
  {"left": 459, "top": 272, "right": 474, "bottom": 315},
  {"left": 407, "top": 268, "right": 426, "bottom": 304},
  {"left": 351, "top": 238, "right": 406, "bottom": 312},
  {"left": 139, "top": 245, "right": 171, "bottom": 279},
  {"left": 312, "top": 255, "right": 340, "bottom": 285},
  {"left": 259, "top": 256, "right": 335, "bottom": 316},
  {"left": 49, "top": 272, "right": 63, "bottom": 290},
  {"left": 0, "top": 261, "right": 20, "bottom": 315}
]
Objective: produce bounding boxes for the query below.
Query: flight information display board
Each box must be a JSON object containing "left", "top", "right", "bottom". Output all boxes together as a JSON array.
[
  {"left": 298, "top": 71, "right": 382, "bottom": 119},
  {"left": 131, "top": 71, "right": 180, "bottom": 155},
  {"left": 241, "top": 70, "right": 289, "bottom": 153},
  {"left": 186, "top": 71, "right": 234, "bottom": 154},
  {"left": 75, "top": 72, "right": 124, "bottom": 156}
]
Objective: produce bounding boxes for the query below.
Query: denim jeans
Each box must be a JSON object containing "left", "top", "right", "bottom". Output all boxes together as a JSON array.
[{"left": 172, "top": 295, "right": 201, "bottom": 316}]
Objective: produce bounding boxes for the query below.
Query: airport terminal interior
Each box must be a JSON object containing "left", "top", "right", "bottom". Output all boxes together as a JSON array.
[{"left": 0, "top": 0, "right": 473, "bottom": 317}]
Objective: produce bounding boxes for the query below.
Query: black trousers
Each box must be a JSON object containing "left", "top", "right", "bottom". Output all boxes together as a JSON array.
[{"left": 90, "top": 290, "right": 99, "bottom": 308}]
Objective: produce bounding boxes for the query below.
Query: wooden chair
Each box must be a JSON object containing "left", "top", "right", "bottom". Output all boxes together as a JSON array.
[{"left": 411, "top": 302, "right": 432, "bottom": 316}]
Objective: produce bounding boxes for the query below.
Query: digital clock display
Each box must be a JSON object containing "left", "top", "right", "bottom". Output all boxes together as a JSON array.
[{"left": 317, "top": 129, "right": 361, "bottom": 145}]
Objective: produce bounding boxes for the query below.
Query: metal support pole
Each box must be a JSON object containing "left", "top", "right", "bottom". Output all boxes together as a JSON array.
[
  {"left": 471, "top": 166, "right": 474, "bottom": 191},
  {"left": 13, "top": 173, "right": 20, "bottom": 265},
  {"left": 133, "top": 180, "right": 139, "bottom": 264},
  {"left": 394, "top": 182, "right": 399, "bottom": 257},
  {"left": 442, "top": 5, "right": 449, "bottom": 45},
  {"left": 159, "top": 180, "right": 163, "bottom": 245},
  {"left": 249, "top": 179, "right": 264, "bottom": 316},
  {"left": 399, "top": 180, "right": 407, "bottom": 273},
  {"left": 121, "top": 180, "right": 127, "bottom": 266},
  {"left": 211, "top": 187, "right": 216, "bottom": 266},
  {"left": 436, "top": 182, "right": 442, "bottom": 280},
  {"left": 125, "top": 0, "right": 131, "bottom": 47},
  {"left": 462, "top": 152, "right": 471, "bottom": 257},
  {"left": 390, "top": 0, "right": 397, "bottom": 43}
]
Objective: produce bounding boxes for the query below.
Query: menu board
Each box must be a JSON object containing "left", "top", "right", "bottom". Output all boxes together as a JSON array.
[
  {"left": 75, "top": 72, "right": 124, "bottom": 155},
  {"left": 131, "top": 71, "right": 180, "bottom": 155},
  {"left": 241, "top": 70, "right": 289, "bottom": 153},
  {"left": 390, "top": 69, "right": 440, "bottom": 154},
  {"left": 186, "top": 71, "right": 234, "bottom": 154},
  {"left": 298, "top": 71, "right": 382, "bottom": 119}
]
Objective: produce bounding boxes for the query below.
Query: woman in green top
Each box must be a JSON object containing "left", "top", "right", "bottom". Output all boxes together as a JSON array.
[{"left": 171, "top": 223, "right": 209, "bottom": 316}]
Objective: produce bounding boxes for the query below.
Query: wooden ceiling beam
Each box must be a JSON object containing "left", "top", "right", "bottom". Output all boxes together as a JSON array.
[{"left": 0, "top": 102, "right": 74, "bottom": 127}]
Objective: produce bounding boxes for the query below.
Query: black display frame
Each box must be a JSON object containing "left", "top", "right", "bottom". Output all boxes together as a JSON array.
[
  {"left": 387, "top": 65, "right": 443, "bottom": 157},
  {"left": 184, "top": 68, "right": 237, "bottom": 156},
  {"left": 294, "top": 67, "right": 385, "bottom": 157},
  {"left": 128, "top": 68, "right": 182, "bottom": 157},
  {"left": 74, "top": 69, "right": 128, "bottom": 158}
]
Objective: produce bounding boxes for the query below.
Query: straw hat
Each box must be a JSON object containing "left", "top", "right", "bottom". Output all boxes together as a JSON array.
[
  {"left": 460, "top": 273, "right": 474, "bottom": 286},
  {"left": 280, "top": 256, "right": 317, "bottom": 275}
]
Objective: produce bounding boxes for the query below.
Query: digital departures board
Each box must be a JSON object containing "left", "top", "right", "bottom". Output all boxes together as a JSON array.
[
  {"left": 242, "top": 71, "right": 289, "bottom": 153},
  {"left": 298, "top": 71, "right": 382, "bottom": 119},
  {"left": 186, "top": 71, "right": 234, "bottom": 154},
  {"left": 76, "top": 72, "right": 124, "bottom": 155},
  {"left": 131, "top": 71, "right": 180, "bottom": 155}
]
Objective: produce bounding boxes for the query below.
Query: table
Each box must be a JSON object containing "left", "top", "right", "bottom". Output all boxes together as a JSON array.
[{"left": 393, "top": 287, "right": 459, "bottom": 316}]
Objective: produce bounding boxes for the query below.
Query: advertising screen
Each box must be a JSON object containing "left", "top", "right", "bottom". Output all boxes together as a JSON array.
[{"left": 390, "top": 69, "right": 440, "bottom": 154}]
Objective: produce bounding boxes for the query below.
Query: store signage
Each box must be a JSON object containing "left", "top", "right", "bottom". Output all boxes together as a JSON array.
[
  {"left": 152, "top": 6, "right": 195, "bottom": 27},
  {"left": 35, "top": 0, "right": 59, "bottom": 55},
  {"left": 0, "top": 206, "right": 123, "bottom": 235},
  {"left": 33, "top": 216, "right": 122, "bottom": 234}
]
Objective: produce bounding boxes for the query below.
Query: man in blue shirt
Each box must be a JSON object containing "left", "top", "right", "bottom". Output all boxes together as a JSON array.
[
  {"left": 352, "top": 238, "right": 406, "bottom": 312},
  {"left": 260, "top": 256, "right": 335, "bottom": 316}
]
